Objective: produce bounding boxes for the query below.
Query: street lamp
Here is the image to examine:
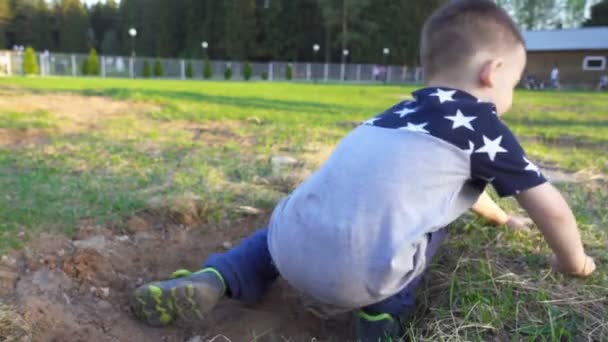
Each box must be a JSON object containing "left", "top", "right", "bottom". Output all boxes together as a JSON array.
[
  {"left": 382, "top": 47, "right": 390, "bottom": 83},
  {"left": 202, "top": 41, "right": 209, "bottom": 59},
  {"left": 312, "top": 44, "right": 320, "bottom": 82},
  {"left": 129, "top": 28, "right": 137, "bottom": 57},
  {"left": 343, "top": 49, "right": 350, "bottom": 57}
]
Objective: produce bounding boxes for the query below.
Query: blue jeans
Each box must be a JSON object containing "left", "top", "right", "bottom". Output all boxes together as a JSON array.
[{"left": 205, "top": 227, "right": 447, "bottom": 316}]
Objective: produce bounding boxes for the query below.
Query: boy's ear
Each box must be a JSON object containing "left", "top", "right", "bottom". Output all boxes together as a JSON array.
[{"left": 479, "top": 59, "right": 503, "bottom": 88}]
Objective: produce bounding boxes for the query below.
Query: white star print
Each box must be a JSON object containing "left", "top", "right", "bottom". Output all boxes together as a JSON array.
[
  {"left": 394, "top": 105, "right": 418, "bottom": 118},
  {"left": 523, "top": 156, "right": 541, "bottom": 177},
  {"left": 399, "top": 122, "right": 429, "bottom": 134},
  {"left": 363, "top": 117, "right": 380, "bottom": 125},
  {"left": 429, "top": 89, "right": 456, "bottom": 103},
  {"left": 475, "top": 135, "right": 508, "bottom": 161},
  {"left": 480, "top": 175, "right": 496, "bottom": 183},
  {"left": 444, "top": 109, "right": 477, "bottom": 131},
  {"left": 464, "top": 140, "right": 475, "bottom": 155}
]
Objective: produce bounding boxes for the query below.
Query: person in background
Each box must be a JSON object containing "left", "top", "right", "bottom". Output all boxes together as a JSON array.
[
  {"left": 597, "top": 74, "right": 607, "bottom": 91},
  {"left": 550, "top": 65, "right": 560, "bottom": 89}
]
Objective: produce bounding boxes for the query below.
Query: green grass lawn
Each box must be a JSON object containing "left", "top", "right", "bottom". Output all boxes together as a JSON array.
[{"left": 0, "top": 77, "right": 607, "bottom": 340}]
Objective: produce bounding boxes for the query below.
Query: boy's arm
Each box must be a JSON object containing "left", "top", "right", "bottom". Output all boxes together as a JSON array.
[
  {"left": 471, "top": 191, "right": 533, "bottom": 229},
  {"left": 471, "top": 191, "right": 509, "bottom": 225},
  {"left": 515, "top": 183, "right": 596, "bottom": 277}
]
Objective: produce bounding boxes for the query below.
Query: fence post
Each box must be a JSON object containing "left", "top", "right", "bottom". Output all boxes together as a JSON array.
[
  {"left": 101, "top": 56, "right": 106, "bottom": 78},
  {"left": 268, "top": 62, "right": 273, "bottom": 81},
  {"left": 340, "top": 63, "right": 345, "bottom": 82},
  {"left": 324, "top": 63, "right": 328, "bottom": 82},
  {"left": 6, "top": 53, "right": 12, "bottom": 76},
  {"left": 180, "top": 59, "right": 185, "bottom": 80},
  {"left": 129, "top": 57, "right": 134, "bottom": 78},
  {"left": 356, "top": 64, "right": 361, "bottom": 82},
  {"left": 38, "top": 54, "right": 44, "bottom": 76},
  {"left": 387, "top": 66, "right": 392, "bottom": 83},
  {"left": 71, "top": 54, "right": 77, "bottom": 77},
  {"left": 306, "top": 63, "right": 311, "bottom": 81}
]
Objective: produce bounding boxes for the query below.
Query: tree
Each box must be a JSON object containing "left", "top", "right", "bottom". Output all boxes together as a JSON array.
[
  {"left": 59, "top": 0, "right": 89, "bottom": 52},
  {"left": 153, "top": 59, "right": 163, "bottom": 77},
  {"left": 142, "top": 60, "right": 151, "bottom": 78},
  {"left": 224, "top": 64, "right": 232, "bottom": 80},
  {"left": 23, "top": 46, "right": 38, "bottom": 75},
  {"left": 285, "top": 63, "right": 293, "bottom": 80},
  {"left": 86, "top": 48, "right": 99, "bottom": 75},
  {"left": 203, "top": 58, "right": 212, "bottom": 79},
  {"left": 32, "top": 0, "right": 52, "bottom": 50},
  {"left": 0, "top": 0, "right": 9, "bottom": 48},
  {"left": 186, "top": 61, "right": 193, "bottom": 78},
  {"left": 243, "top": 61, "right": 252, "bottom": 80},
  {"left": 584, "top": 0, "right": 608, "bottom": 26}
]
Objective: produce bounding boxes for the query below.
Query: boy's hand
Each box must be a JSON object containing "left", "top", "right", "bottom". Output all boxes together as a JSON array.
[
  {"left": 505, "top": 215, "right": 533, "bottom": 230},
  {"left": 550, "top": 254, "right": 596, "bottom": 278}
]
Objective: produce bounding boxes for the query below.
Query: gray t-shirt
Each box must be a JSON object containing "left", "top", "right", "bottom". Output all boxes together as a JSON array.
[{"left": 267, "top": 87, "right": 546, "bottom": 308}]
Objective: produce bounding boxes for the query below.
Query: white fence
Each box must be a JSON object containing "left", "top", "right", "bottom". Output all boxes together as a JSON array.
[{"left": 0, "top": 50, "right": 424, "bottom": 83}]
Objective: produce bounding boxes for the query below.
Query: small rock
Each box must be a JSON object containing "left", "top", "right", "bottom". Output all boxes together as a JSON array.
[
  {"left": 74, "top": 236, "right": 108, "bottom": 251},
  {"left": 222, "top": 241, "right": 233, "bottom": 250},
  {"left": 115, "top": 235, "right": 130, "bottom": 242},
  {"left": 17, "top": 231, "right": 26, "bottom": 238},
  {"left": 136, "top": 278, "right": 144, "bottom": 286},
  {"left": 186, "top": 336, "right": 202, "bottom": 342},
  {"left": 236, "top": 206, "right": 262, "bottom": 216},
  {"left": 63, "top": 292, "right": 71, "bottom": 306},
  {"left": 100, "top": 287, "right": 110, "bottom": 297},
  {"left": 271, "top": 156, "right": 297, "bottom": 174},
  {"left": 97, "top": 299, "right": 112, "bottom": 310},
  {"left": 126, "top": 216, "right": 151, "bottom": 233},
  {"left": 57, "top": 249, "right": 66, "bottom": 257}
]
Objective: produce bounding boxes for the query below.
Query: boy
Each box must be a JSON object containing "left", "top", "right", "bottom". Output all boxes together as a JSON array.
[{"left": 130, "top": 1, "right": 596, "bottom": 340}]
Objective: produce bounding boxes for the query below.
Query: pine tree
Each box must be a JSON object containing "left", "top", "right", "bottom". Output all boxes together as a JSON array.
[
  {"left": 86, "top": 48, "right": 100, "bottom": 75},
  {"left": 153, "top": 59, "right": 163, "bottom": 77},
  {"left": 203, "top": 58, "right": 212, "bottom": 79},
  {"left": 224, "top": 64, "right": 232, "bottom": 80},
  {"left": 23, "top": 46, "right": 39, "bottom": 75},
  {"left": 285, "top": 63, "right": 292, "bottom": 80},
  {"left": 243, "top": 61, "right": 252, "bottom": 80},
  {"left": 142, "top": 60, "right": 151, "bottom": 78},
  {"left": 0, "top": 0, "right": 8, "bottom": 48},
  {"left": 186, "top": 61, "right": 193, "bottom": 78}
]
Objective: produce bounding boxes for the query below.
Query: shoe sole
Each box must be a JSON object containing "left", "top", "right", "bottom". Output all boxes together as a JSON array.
[{"left": 130, "top": 280, "right": 220, "bottom": 326}]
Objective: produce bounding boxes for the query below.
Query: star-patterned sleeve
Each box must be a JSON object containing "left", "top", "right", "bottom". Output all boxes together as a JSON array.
[{"left": 470, "top": 115, "right": 547, "bottom": 197}]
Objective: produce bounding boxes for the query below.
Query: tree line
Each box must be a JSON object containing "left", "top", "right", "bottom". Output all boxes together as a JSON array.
[{"left": 0, "top": 0, "right": 606, "bottom": 65}]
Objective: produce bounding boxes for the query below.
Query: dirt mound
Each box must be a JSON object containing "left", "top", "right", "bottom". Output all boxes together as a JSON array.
[{"left": 0, "top": 209, "right": 354, "bottom": 342}]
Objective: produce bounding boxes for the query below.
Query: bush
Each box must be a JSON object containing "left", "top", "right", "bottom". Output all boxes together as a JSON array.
[
  {"left": 186, "top": 61, "right": 193, "bottom": 78},
  {"left": 143, "top": 61, "right": 151, "bottom": 78},
  {"left": 285, "top": 64, "right": 293, "bottom": 80},
  {"left": 224, "top": 65, "right": 232, "bottom": 80},
  {"left": 261, "top": 72, "right": 268, "bottom": 80},
  {"left": 85, "top": 48, "right": 100, "bottom": 75},
  {"left": 203, "top": 58, "right": 212, "bottom": 79},
  {"left": 243, "top": 61, "right": 252, "bottom": 81},
  {"left": 81, "top": 58, "right": 89, "bottom": 75},
  {"left": 23, "top": 46, "right": 39, "bottom": 76},
  {"left": 153, "top": 59, "right": 163, "bottom": 77}
]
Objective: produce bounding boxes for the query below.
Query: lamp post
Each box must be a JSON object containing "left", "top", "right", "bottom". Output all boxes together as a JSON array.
[
  {"left": 202, "top": 41, "right": 209, "bottom": 59},
  {"left": 129, "top": 28, "right": 137, "bottom": 57},
  {"left": 341, "top": 49, "right": 349, "bottom": 81},
  {"left": 382, "top": 47, "right": 390, "bottom": 83},
  {"left": 312, "top": 44, "right": 320, "bottom": 82}
]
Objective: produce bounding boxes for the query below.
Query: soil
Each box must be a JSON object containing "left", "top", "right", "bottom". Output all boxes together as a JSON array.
[{"left": 0, "top": 211, "right": 354, "bottom": 342}]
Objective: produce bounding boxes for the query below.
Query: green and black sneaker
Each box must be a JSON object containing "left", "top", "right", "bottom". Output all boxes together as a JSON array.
[
  {"left": 357, "top": 311, "right": 405, "bottom": 342},
  {"left": 130, "top": 268, "right": 226, "bottom": 327}
]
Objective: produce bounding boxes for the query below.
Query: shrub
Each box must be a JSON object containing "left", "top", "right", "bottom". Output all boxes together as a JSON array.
[
  {"left": 85, "top": 48, "right": 100, "bottom": 75},
  {"left": 224, "top": 65, "right": 232, "bottom": 80},
  {"left": 23, "top": 46, "right": 39, "bottom": 76},
  {"left": 186, "top": 61, "right": 193, "bottom": 78},
  {"left": 243, "top": 61, "right": 252, "bottom": 81},
  {"left": 203, "top": 58, "right": 212, "bottom": 79},
  {"left": 285, "top": 63, "right": 293, "bottom": 80},
  {"left": 153, "top": 59, "right": 163, "bottom": 77},
  {"left": 143, "top": 61, "right": 151, "bottom": 78}
]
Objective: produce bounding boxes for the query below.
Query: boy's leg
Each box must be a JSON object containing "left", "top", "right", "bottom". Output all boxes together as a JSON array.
[
  {"left": 204, "top": 227, "right": 279, "bottom": 302},
  {"left": 131, "top": 228, "right": 278, "bottom": 326},
  {"left": 358, "top": 227, "right": 448, "bottom": 341}
]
